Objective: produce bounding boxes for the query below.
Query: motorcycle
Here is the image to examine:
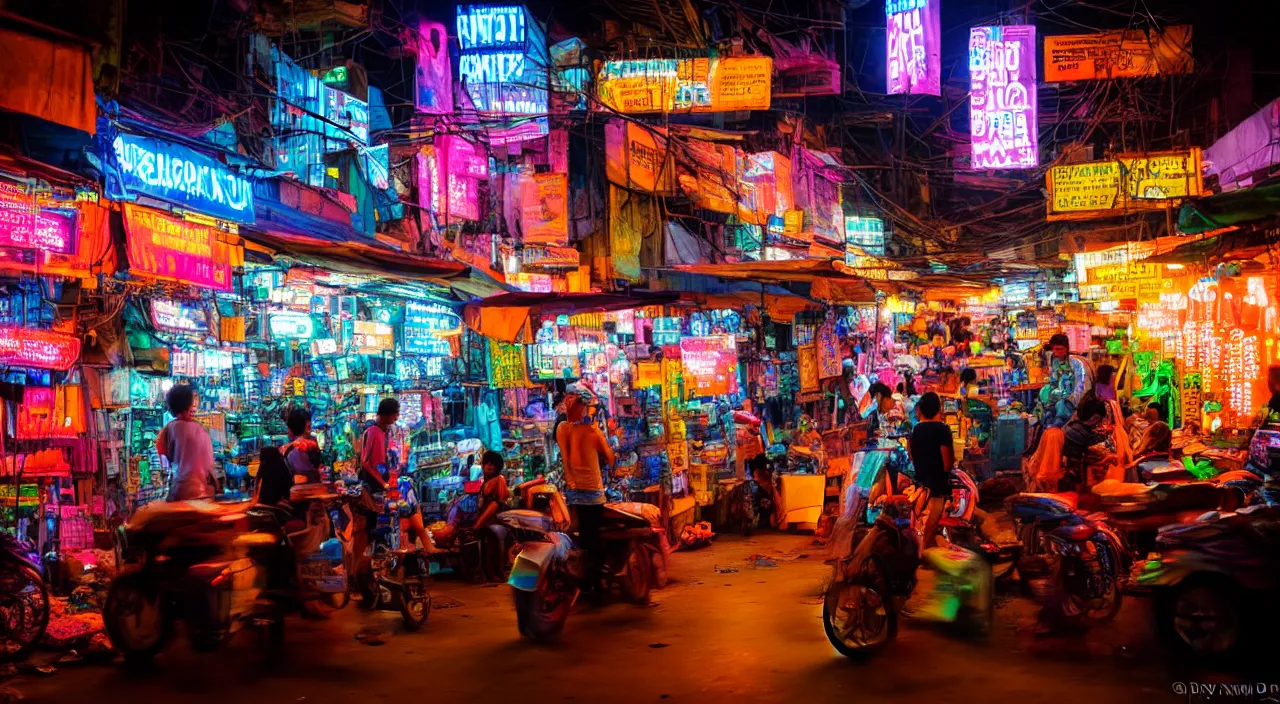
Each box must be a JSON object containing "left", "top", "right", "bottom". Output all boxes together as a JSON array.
[
  {"left": 0, "top": 530, "right": 48, "bottom": 662},
  {"left": 363, "top": 505, "right": 432, "bottom": 631},
  {"left": 508, "top": 502, "right": 659, "bottom": 642},
  {"left": 823, "top": 494, "right": 993, "bottom": 658},
  {"left": 1005, "top": 492, "right": 1127, "bottom": 628},
  {"left": 105, "top": 492, "right": 351, "bottom": 664},
  {"left": 1138, "top": 504, "right": 1280, "bottom": 658}
]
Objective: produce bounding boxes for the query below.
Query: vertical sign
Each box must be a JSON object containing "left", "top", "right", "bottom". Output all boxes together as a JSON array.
[
  {"left": 886, "top": 0, "right": 940, "bottom": 96},
  {"left": 456, "top": 4, "right": 549, "bottom": 118},
  {"left": 412, "top": 19, "right": 453, "bottom": 115},
  {"left": 521, "top": 173, "right": 568, "bottom": 245},
  {"left": 969, "top": 25, "right": 1039, "bottom": 170}
]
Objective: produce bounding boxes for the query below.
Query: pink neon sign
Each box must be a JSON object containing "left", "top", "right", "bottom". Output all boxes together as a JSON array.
[
  {"left": 0, "top": 181, "right": 76, "bottom": 254},
  {"left": 970, "top": 25, "right": 1039, "bottom": 170},
  {"left": 124, "top": 205, "right": 234, "bottom": 291},
  {"left": 886, "top": 0, "right": 940, "bottom": 96},
  {"left": 0, "top": 327, "right": 81, "bottom": 370}
]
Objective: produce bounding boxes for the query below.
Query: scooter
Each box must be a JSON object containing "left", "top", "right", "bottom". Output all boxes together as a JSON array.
[
  {"left": 1138, "top": 504, "right": 1280, "bottom": 658},
  {"left": 359, "top": 485, "right": 432, "bottom": 630},
  {"left": 823, "top": 494, "right": 993, "bottom": 658},
  {"left": 0, "top": 530, "right": 48, "bottom": 662},
  {"left": 508, "top": 502, "right": 658, "bottom": 642}
]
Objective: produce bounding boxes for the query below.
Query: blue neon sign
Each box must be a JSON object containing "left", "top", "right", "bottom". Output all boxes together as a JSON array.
[{"left": 112, "top": 132, "right": 255, "bottom": 223}]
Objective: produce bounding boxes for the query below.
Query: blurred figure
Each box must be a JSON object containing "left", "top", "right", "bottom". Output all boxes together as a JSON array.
[{"left": 158, "top": 385, "right": 216, "bottom": 502}]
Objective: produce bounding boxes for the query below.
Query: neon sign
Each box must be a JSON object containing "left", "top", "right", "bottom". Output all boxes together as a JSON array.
[
  {"left": 0, "top": 182, "right": 77, "bottom": 254},
  {"left": 456, "top": 4, "right": 547, "bottom": 117},
  {"left": 151, "top": 298, "right": 210, "bottom": 334},
  {"left": 845, "top": 215, "right": 886, "bottom": 258},
  {"left": 270, "top": 43, "right": 370, "bottom": 187},
  {"left": 404, "top": 301, "right": 461, "bottom": 356},
  {"left": 124, "top": 205, "right": 236, "bottom": 291},
  {"left": 0, "top": 327, "right": 81, "bottom": 370},
  {"left": 970, "top": 25, "right": 1038, "bottom": 170},
  {"left": 112, "top": 132, "right": 255, "bottom": 223},
  {"left": 596, "top": 57, "right": 772, "bottom": 114},
  {"left": 886, "top": 0, "right": 940, "bottom": 96},
  {"left": 268, "top": 313, "right": 315, "bottom": 340}
]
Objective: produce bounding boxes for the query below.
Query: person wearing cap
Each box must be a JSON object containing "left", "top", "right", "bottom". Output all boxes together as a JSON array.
[{"left": 556, "top": 385, "right": 614, "bottom": 598}]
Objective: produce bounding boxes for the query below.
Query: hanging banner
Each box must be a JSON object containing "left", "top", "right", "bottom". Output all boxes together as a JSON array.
[
  {"left": 679, "top": 335, "right": 739, "bottom": 397},
  {"left": 605, "top": 120, "right": 674, "bottom": 194},
  {"left": 1046, "top": 149, "right": 1203, "bottom": 220},
  {"left": 608, "top": 185, "right": 653, "bottom": 283},
  {"left": 798, "top": 344, "right": 820, "bottom": 394},
  {"left": 488, "top": 339, "right": 531, "bottom": 388},
  {"left": 1044, "top": 26, "right": 1193, "bottom": 83},
  {"left": 111, "top": 132, "right": 255, "bottom": 223},
  {"left": 596, "top": 56, "right": 771, "bottom": 114},
  {"left": 969, "top": 25, "right": 1039, "bottom": 170},
  {"left": 412, "top": 19, "right": 453, "bottom": 115},
  {"left": 124, "top": 205, "right": 238, "bottom": 291},
  {"left": 816, "top": 324, "right": 843, "bottom": 379},
  {"left": 886, "top": 0, "right": 941, "bottom": 96},
  {"left": 521, "top": 173, "right": 568, "bottom": 245},
  {"left": 0, "top": 328, "right": 81, "bottom": 371}
]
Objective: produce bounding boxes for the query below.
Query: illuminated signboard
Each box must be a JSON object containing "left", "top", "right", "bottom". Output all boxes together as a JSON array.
[
  {"left": 436, "top": 135, "right": 487, "bottom": 222},
  {"left": 456, "top": 5, "right": 549, "bottom": 117},
  {"left": 312, "top": 338, "right": 338, "bottom": 356},
  {"left": 1044, "top": 26, "right": 1192, "bottom": 83},
  {"left": 1047, "top": 149, "right": 1203, "bottom": 220},
  {"left": 0, "top": 181, "right": 77, "bottom": 254},
  {"left": 412, "top": 19, "right": 453, "bottom": 115},
  {"left": 353, "top": 320, "right": 395, "bottom": 353},
  {"left": 151, "top": 298, "right": 210, "bottom": 334},
  {"left": 969, "top": 25, "right": 1039, "bottom": 170},
  {"left": 403, "top": 301, "right": 461, "bottom": 356},
  {"left": 111, "top": 132, "right": 255, "bottom": 223},
  {"left": 679, "top": 335, "right": 739, "bottom": 397},
  {"left": 886, "top": 0, "right": 940, "bottom": 96},
  {"left": 269, "top": 43, "right": 370, "bottom": 187},
  {"left": 124, "top": 205, "right": 237, "bottom": 291},
  {"left": 596, "top": 56, "right": 771, "bottom": 114},
  {"left": 268, "top": 313, "right": 316, "bottom": 340},
  {"left": 844, "top": 215, "right": 886, "bottom": 259},
  {"left": 0, "top": 327, "right": 81, "bottom": 370}
]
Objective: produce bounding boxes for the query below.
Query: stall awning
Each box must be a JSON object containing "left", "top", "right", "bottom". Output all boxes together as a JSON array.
[
  {"left": 464, "top": 291, "right": 681, "bottom": 343},
  {"left": 1145, "top": 226, "right": 1274, "bottom": 265},
  {"left": 670, "top": 258, "right": 852, "bottom": 283},
  {"left": 241, "top": 229, "right": 467, "bottom": 282},
  {"left": 1178, "top": 183, "right": 1280, "bottom": 234}
]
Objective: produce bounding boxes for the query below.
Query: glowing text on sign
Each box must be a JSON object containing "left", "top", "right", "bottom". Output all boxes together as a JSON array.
[
  {"left": 886, "top": 0, "right": 940, "bottom": 96},
  {"left": 456, "top": 5, "right": 547, "bottom": 117},
  {"left": 969, "top": 25, "right": 1039, "bottom": 170},
  {"left": 112, "top": 133, "right": 254, "bottom": 223}
]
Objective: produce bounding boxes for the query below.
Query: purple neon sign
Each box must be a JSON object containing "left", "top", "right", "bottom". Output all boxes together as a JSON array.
[
  {"left": 886, "top": 0, "right": 940, "bottom": 96},
  {"left": 970, "top": 25, "right": 1039, "bottom": 170}
]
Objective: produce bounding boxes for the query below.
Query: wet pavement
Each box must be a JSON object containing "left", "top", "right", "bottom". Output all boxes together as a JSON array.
[{"left": 7, "top": 532, "right": 1258, "bottom": 703}]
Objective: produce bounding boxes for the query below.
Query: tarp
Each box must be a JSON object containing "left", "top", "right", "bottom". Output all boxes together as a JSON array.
[
  {"left": 1204, "top": 99, "right": 1280, "bottom": 192},
  {"left": 1145, "top": 227, "right": 1272, "bottom": 265},
  {"left": 0, "top": 26, "right": 95, "bottom": 134},
  {"left": 1178, "top": 182, "right": 1280, "bottom": 234},
  {"left": 463, "top": 291, "right": 680, "bottom": 343},
  {"left": 241, "top": 229, "right": 466, "bottom": 281},
  {"left": 672, "top": 258, "right": 852, "bottom": 283}
]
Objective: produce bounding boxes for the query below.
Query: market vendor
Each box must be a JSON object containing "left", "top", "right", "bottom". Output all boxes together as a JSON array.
[{"left": 1040, "top": 333, "right": 1082, "bottom": 429}]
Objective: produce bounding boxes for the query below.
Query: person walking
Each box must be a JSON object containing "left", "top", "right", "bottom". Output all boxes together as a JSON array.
[
  {"left": 908, "top": 392, "right": 955, "bottom": 549},
  {"left": 556, "top": 385, "right": 614, "bottom": 600},
  {"left": 158, "top": 385, "right": 216, "bottom": 502}
]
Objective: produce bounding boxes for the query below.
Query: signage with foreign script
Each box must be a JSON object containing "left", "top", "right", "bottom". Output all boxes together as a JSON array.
[
  {"left": 403, "top": 301, "right": 461, "bottom": 356},
  {"left": 679, "top": 335, "right": 739, "bottom": 397},
  {"left": 151, "top": 298, "right": 210, "bottom": 334},
  {"left": 112, "top": 132, "right": 254, "bottom": 223},
  {"left": 488, "top": 339, "right": 531, "bottom": 388},
  {"left": 1046, "top": 149, "right": 1203, "bottom": 220},
  {"left": 124, "top": 205, "right": 238, "bottom": 291},
  {"left": 353, "top": 320, "right": 395, "bottom": 353},
  {"left": 521, "top": 173, "right": 568, "bottom": 246},
  {"left": 969, "top": 25, "right": 1039, "bottom": 170},
  {"left": 596, "top": 56, "right": 771, "bottom": 114},
  {"left": 0, "top": 182, "right": 77, "bottom": 255},
  {"left": 1044, "top": 26, "right": 1193, "bottom": 83},
  {"left": 1078, "top": 278, "right": 1173, "bottom": 302},
  {"left": 605, "top": 119, "right": 674, "bottom": 194},
  {"left": 456, "top": 4, "right": 549, "bottom": 117},
  {"left": 0, "top": 327, "right": 81, "bottom": 370},
  {"left": 886, "top": 0, "right": 940, "bottom": 96}
]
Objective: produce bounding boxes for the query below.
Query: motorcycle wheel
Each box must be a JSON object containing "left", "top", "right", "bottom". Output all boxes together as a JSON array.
[
  {"left": 399, "top": 580, "right": 431, "bottom": 631},
  {"left": 1046, "top": 555, "right": 1122, "bottom": 628},
  {"left": 0, "top": 564, "right": 50, "bottom": 663},
  {"left": 620, "top": 539, "right": 653, "bottom": 604},
  {"left": 1156, "top": 577, "right": 1242, "bottom": 659},
  {"left": 822, "top": 558, "right": 895, "bottom": 659},
  {"left": 514, "top": 574, "right": 572, "bottom": 642},
  {"left": 103, "top": 574, "right": 169, "bottom": 665}
]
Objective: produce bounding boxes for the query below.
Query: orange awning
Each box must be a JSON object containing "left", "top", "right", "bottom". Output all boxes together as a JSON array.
[{"left": 463, "top": 291, "right": 681, "bottom": 343}]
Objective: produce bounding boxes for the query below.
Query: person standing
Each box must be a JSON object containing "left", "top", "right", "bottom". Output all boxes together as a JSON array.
[
  {"left": 908, "top": 392, "right": 955, "bottom": 549},
  {"left": 556, "top": 386, "right": 615, "bottom": 598},
  {"left": 358, "top": 398, "right": 435, "bottom": 554},
  {"left": 158, "top": 385, "right": 216, "bottom": 502},
  {"left": 283, "top": 406, "right": 324, "bottom": 485}
]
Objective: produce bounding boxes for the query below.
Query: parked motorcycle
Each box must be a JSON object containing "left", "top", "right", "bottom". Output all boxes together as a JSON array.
[
  {"left": 823, "top": 494, "right": 993, "bottom": 658},
  {"left": 363, "top": 508, "right": 432, "bottom": 630},
  {"left": 1005, "top": 492, "right": 1127, "bottom": 628},
  {"left": 0, "top": 530, "right": 48, "bottom": 662},
  {"left": 1138, "top": 504, "right": 1280, "bottom": 658},
  {"left": 508, "top": 502, "right": 658, "bottom": 642}
]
